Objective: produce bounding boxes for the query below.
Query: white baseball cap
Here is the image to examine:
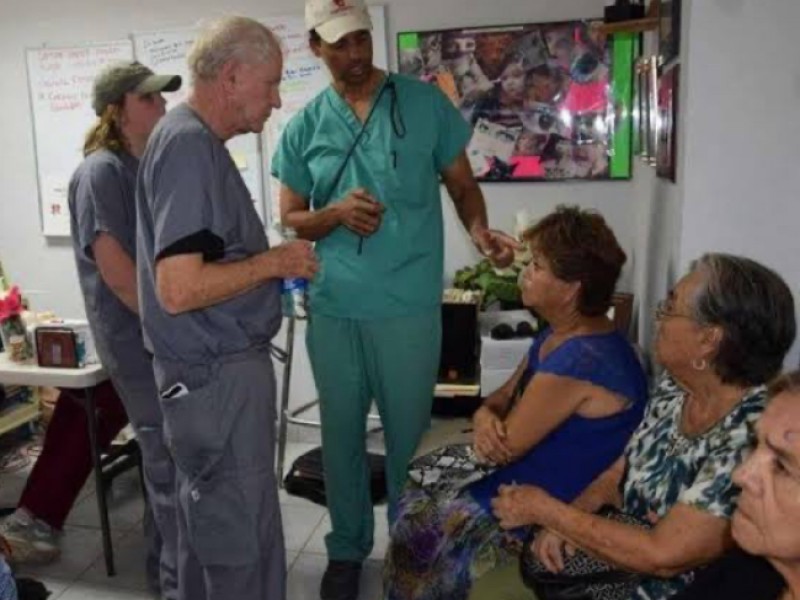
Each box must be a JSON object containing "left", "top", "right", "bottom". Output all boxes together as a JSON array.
[{"left": 305, "top": 0, "right": 373, "bottom": 44}]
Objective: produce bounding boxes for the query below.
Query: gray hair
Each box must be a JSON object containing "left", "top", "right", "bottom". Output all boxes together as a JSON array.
[
  {"left": 767, "top": 369, "right": 800, "bottom": 401},
  {"left": 689, "top": 253, "right": 796, "bottom": 387},
  {"left": 188, "top": 16, "right": 282, "bottom": 84}
]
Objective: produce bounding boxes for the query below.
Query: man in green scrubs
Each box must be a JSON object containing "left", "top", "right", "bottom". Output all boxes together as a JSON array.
[{"left": 272, "top": 2, "right": 517, "bottom": 598}]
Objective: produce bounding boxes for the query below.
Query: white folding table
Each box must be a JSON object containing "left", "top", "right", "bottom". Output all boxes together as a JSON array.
[{"left": 0, "top": 353, "right": 117, "bottom": 575}]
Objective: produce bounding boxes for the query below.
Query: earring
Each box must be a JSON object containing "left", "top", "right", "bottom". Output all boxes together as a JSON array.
[{"left": 692, "top": 358, "right": 707, "bottom": 371}]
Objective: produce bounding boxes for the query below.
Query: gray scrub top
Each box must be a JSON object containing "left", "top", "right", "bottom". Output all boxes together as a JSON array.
[
  {"left": 69, "top": 148, "right": 145, "bottom": 374},
  {"left": 136, "top": 104, "right": 281, "bottom": 365}
]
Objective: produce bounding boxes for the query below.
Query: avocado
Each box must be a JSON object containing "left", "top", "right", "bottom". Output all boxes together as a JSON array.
[
  {"left": 490, "top": 323, "right": 515, "bottom": 340},
  {"left": 515, "top": 321, "right": 536, "bottom": 338}
]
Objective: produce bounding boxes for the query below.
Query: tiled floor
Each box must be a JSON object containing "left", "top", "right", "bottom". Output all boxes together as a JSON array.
[{"left": 0, "top": 442, "right": 389, "bottom": 599}]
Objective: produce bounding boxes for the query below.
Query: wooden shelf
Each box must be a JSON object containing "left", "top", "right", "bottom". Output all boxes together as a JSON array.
[
  {"left": 435, "top": 382, "right": 481, "bottom": 398},
  {"left": 0, "top": 402, "right": 40, "bottom": 437},
  {"left": 600, "top": 17, "right": 659, "bottom": 34}
]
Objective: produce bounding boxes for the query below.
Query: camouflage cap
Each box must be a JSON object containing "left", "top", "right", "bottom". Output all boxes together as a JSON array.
[{"left": 91, "top": 61, "right": 182, "bottom": 116}]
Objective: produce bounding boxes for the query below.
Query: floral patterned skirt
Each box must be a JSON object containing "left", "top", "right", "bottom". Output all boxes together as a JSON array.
[{"left": 383, "top": 482, "right": 524, "bottom": 600}]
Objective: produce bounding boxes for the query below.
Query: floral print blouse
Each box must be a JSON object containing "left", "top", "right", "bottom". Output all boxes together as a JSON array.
[{"left": 622, "top": 373, "right": 766, "bottom": 600}]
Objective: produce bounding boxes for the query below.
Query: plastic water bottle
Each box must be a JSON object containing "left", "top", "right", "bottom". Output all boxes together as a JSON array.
[{"left": 281, "top": 228, "right": 308, "bottom": 319}]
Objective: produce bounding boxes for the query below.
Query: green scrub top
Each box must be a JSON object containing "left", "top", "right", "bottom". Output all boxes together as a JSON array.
[{"left": 271, "top": 73, "right": 472, "bottom": 320}]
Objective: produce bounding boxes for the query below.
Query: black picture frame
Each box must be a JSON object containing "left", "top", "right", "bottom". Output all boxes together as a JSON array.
[
  {"left": 656, "top": 63, "right": 679, "bottom": 181},
  {"left": 397, "top": 19, "right": 635, "bottom": 182},
  {"left": 658, "top": 0, "right": 682, "bottom": 66}
]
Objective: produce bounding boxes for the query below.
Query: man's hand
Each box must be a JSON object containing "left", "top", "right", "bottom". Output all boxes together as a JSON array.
[
  {"left": 472, "top": 228, "right": 521, "bottom": 268},
  {"left": 491, "top": 484, "right": 551, "bottom": 530},
  {"left": 267, "top": 240, "right": 318, "bottom": 280},
  {"left": 472, "top": 405, "right": 513, "bottom": 465},
  {"left": 337, "top": 188, "right": 385, "bottom": 237}
]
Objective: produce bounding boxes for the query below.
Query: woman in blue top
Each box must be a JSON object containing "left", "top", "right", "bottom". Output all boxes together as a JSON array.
[{"left": 384, "top": 206, "right": 648, "bottom": 600}]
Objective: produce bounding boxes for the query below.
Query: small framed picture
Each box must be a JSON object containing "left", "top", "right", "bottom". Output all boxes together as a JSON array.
[
  {"left": 636, "top": 56, "right": 657, "bottom": 164},
  {"left": 630, "top": 35, "right": 642, "bottom": 157},
  {"left": 632, "top": 62, "right": 641, "bottom": 157},
  {"left": 656, "top": 63, "right": 680, "bottom": 181},
  {"left": 635, "top": 59, "right": 649, "bottom": 161},
  {"left": 647, "top": 56, "right": 659, "bottom": 166},
  {"left": 659, "top": 0, "right": 682, "bottom": 66}
]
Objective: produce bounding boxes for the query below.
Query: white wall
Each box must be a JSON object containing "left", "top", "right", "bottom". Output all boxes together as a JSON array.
[
  {"left": 629, "top": 7, "right": 690, "bottom": 350},
  {"left": 677, "top": 0, "right": 800, "bottom": 367}
]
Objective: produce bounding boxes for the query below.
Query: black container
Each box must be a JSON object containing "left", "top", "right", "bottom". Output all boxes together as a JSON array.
[
  {"left": 439, "top": 302, "right": 479, "bottom": 384},
  {"left": 604, "top": 1, "right": 645, "bottom": 23}
]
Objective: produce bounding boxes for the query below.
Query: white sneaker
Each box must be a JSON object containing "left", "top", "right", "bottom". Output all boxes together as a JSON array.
[{"left": 0, "top": 509, "right": 59, "bottom": 565}]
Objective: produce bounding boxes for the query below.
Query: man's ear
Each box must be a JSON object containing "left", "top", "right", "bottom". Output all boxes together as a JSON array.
[
  {"left": 309, "top": 40, "right": 322, "bottom": 58},
  {"left": 218, "top": 59, "right": 239, "bottom": 94}
]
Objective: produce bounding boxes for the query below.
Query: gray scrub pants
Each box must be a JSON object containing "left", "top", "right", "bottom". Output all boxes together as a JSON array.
[
  {"left": 108, "top": 352, "right": 178, "bottom": 600},
  {"left": 153, "top": 352, "right": 285, "bottom": 600}
]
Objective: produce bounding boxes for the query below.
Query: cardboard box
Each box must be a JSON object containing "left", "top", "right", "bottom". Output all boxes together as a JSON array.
[{"left": 479, "top": 310, "right": 538, "bottom": 371}]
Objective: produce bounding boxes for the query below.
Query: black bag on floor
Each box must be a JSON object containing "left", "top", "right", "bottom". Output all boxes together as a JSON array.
[
  {"left": 283, "top": 447, "right": 387, "bottom": 507},
  {"left": 15, "top": 577, "right": 50, "bottom": 600}
]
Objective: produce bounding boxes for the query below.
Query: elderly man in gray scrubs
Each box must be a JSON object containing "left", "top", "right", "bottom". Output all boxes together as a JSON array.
[{"left": 135, "top": 16, "right": 318, "bottom": 600}]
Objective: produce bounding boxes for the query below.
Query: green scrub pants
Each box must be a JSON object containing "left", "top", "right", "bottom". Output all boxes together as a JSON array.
[{"left": 307, "top": 310, "right": 441, "bottom": 561}]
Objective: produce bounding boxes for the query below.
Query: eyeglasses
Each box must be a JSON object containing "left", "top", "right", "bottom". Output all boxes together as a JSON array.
[{"left": 654, "top": 300, "right": 695, "bottom": 321}]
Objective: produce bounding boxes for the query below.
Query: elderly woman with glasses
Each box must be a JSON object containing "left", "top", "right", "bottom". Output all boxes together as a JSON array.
[{"left": 470, "top": 253, "right": 797, "bottom": 600}]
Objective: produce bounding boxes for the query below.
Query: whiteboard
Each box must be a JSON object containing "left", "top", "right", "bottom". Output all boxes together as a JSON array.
[
  {"left": 132, "top": 28, "right": 266, "bottom": 224},
  {"left": 263, "top": 5, "right": 388, "bottom": 227},
  {"left": 26, "top": 40, "right": 134, "bottom": 236}
]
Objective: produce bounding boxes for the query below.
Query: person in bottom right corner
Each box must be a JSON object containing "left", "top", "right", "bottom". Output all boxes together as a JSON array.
[{"left": 671, "top": 369, "right": 800, "bottom": 600}]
